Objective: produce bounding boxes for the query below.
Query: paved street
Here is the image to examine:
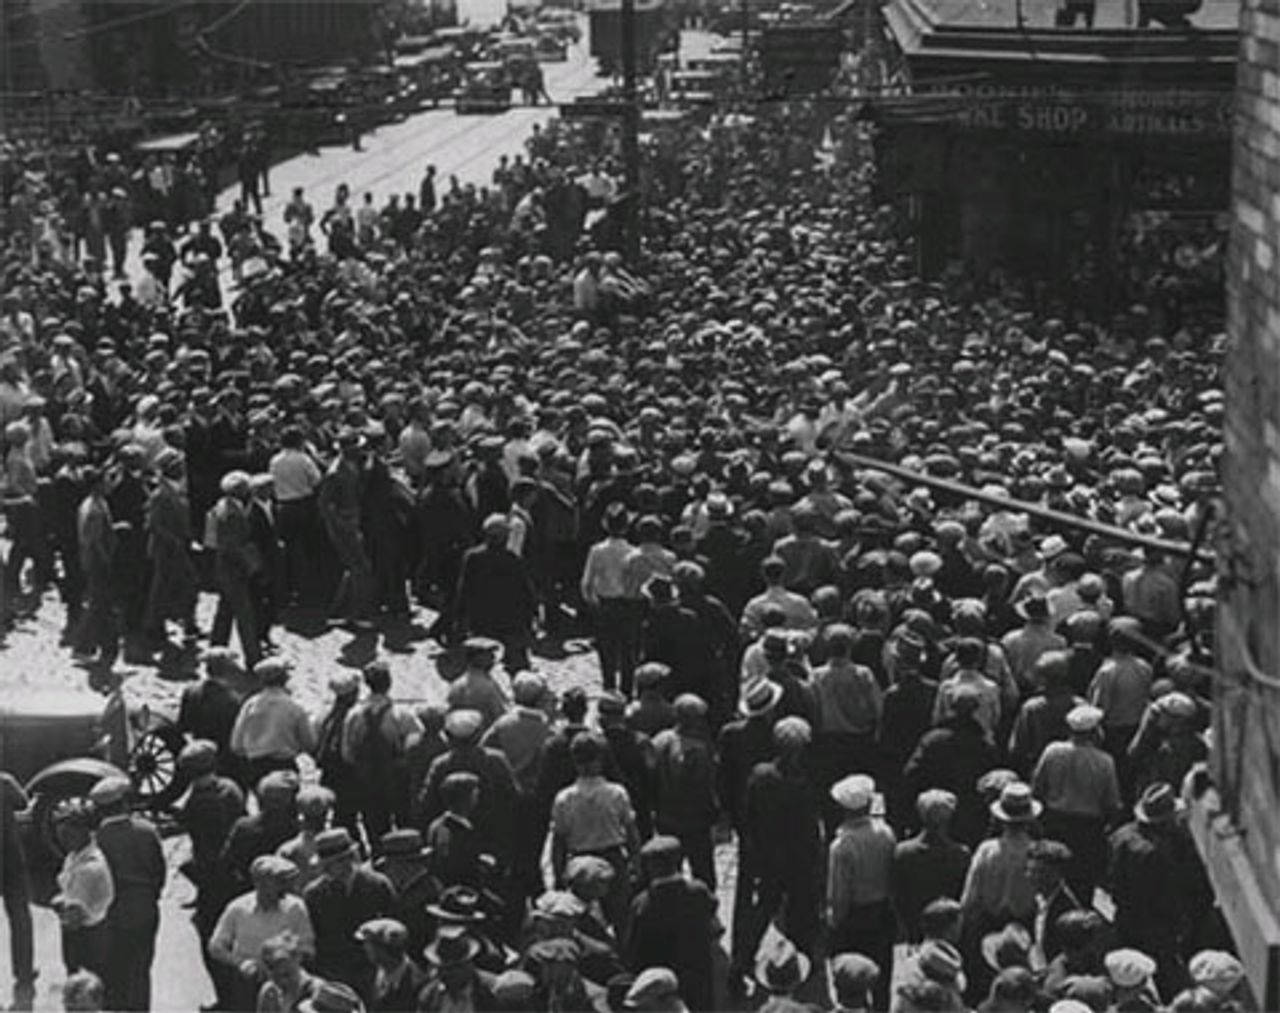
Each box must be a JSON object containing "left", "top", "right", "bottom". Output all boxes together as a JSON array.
[{"left": 220, "top": 33, "right": 606, "bottom": 230}]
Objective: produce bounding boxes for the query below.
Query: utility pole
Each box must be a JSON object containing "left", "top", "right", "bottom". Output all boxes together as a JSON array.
[
  {"left": 741, "top": 0, "right": 749, "bottom": 56},
  {"left": 619, "top": 0, "right": 641, "bottom": 261}
]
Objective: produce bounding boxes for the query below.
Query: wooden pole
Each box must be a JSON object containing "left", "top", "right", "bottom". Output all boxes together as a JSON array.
[{"left": 832, "top": 450, "right": 1215, "bottom": 562}]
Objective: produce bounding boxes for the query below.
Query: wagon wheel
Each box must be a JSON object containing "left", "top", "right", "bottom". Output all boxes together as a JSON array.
[{"left": 128, "top": 724, "right": 188, "bottom": 810}]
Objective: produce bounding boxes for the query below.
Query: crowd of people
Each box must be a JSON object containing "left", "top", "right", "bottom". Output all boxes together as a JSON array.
[
  {"left": 0, "top": 45, "right": 1238, "bottom": 1013},
  {"left": 1, "top": 121, "right": 267, "bottom": 282}
]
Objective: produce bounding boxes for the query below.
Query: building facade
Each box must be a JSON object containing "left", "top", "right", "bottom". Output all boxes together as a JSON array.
[
  {"left": 870, "top": 0, "right": 1236, "bottom": 306},
  {"left": 1191, "top": 0, "right": 1280, "bottom": 1002}
]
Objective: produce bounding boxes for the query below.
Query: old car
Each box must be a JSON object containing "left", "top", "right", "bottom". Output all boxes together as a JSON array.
[
  {"left": 536, "top": 7, "right": 582, "bottom": 42},
  {"left": 535, "top": 31, "right": 570, "bottom": 61},
  {"left": 455, "top": 61, "right": 512, "bottom": 113},
  {"left": 2, "top": 686, "right": 186, "bottom": 903},
  {"left": 394, "top": 45, "right": 459, "bottom": 109}
]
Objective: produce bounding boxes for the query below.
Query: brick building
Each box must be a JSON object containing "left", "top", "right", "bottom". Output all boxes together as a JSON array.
[{"left": 1187, "top": 0, "right": 1280, "bottom": 1002}]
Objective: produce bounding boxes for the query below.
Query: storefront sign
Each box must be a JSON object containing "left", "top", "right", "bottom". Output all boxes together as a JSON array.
[{"left": 903, "top": 84, "right": 1233, "bottom": 138}]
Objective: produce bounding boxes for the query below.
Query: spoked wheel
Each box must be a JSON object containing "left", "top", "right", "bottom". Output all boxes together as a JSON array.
[{"left": 128, "top": 724, "right": 188, "bottom": 810}]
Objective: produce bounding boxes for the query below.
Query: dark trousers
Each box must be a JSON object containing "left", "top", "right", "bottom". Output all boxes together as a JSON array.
[
  {"left": 278, "top": 497, "right": 324, "bottom": 604},
  {"left": 116, "top": 533, "right": 150, "bottom": 638},
  {"left": 665, "top": 824, "right": 716, "bottom": 892},
  {"left": 1042, "top": 810, "right": 1107, "bottom": 905},
  {"left": 321, "top": 767, "right": 363, "bottom": 841},
  {"left": 104, "top": 913, "right": 158, "bottom": 1011},
  {"left": 55, "top": 536, "right": 85, "bottom": 627},
  {"left": 420, "top": 548, "right": 461, "bottom": 640},
  {"left": 831, "top": 899, "right": 895, "bottom": 1010},
  {"left": 195, "top": 906, "right": 239, "bottom": 1010},
  {"left": 62, "top": 922, "right": 109, "bottom": 977},
  {"left": 1103, "top": 724, "right": 1140, "bottom": 806},
  {"left": 211, "top": 567, "right": 262, "bottom": 668},
  {"left": 359, "top": 767, "right": 409, "bottom": 853},
  {"left": 328, "top": 525, "right": 375, "bottom": 622},
  {"left": 731, "top": 847, "right": 821, "bottom": 975},
  {"left": 4, "top": 501, "right": 51, "bottom": 595},
  {"left": 511, "top": 794, "right": 546, "bottom": 901},
  {"left": 73, "top": 568, "right": 119, "bottom": 664},
  {"left": 3, "top": 870, "right": 34, "bottom": 987},
  {"left": 593, "top": 598, "right": 641, "bottom": 695},
  {"left": 246, "top": 755, "right": 299, "bottom": 789}
]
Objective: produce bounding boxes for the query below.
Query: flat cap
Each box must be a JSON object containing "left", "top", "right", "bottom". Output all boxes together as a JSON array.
[
  {"left": 88, "top": 776, "right": 131, "bottom": 807},
  {"left": 444, "top": 709, "right": 484, "bottom": 742},
  {"left": 773, "top": 716, "right": 812, "bottom": 749},
  {"left": 491, "top": 970, "right": 536, "bottom": 1005},
  {"left": 1104, "top": 948, "right": 1156, "bottom": 988},
  {"left": 1188, "top": 950, "right": 1244, "bottom": 995},
  {"left": 916, "top": 788, "right": 958, "bottom": 822},
  {"left": 355, "top": 918, "right": 409, "bottom": 949},
  {"left": 525, "top": 937, "right": 582, "bottom": 965},
  {"left": 250, "top": 854, "right": 299, "bottom": 883},
  {"left": 624, "top": 967, "right": 681, "bottom": 1008},
  {"left": 178, "top": 739, "right": 219, "bottom": 775},
  {"left": 1066, "top": 704, "right": 1104, "bottom": 733},
  {"left": 830, "top": 953, "right": 880, "bottom": 993},
  {"left": 534, "top": 889, "right": 587, "bottom": 920}
]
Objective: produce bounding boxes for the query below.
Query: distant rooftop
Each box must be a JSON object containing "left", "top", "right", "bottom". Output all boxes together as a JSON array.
[
  {"left": 914, "top": 0, "right": 1239, "bottom": 31},
  {"left": 884, "top": 0, "right": 1238, "bottom": 79}
]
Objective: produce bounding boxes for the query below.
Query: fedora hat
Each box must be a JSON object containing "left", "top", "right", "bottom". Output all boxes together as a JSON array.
[
  {"left": 755, "top": 938, "right": 812, "bottom": 994},
  {"left": 298, "top": 981, "right": 364, "bottom": 1013},
  {"left": 741, "top": 678, "right": 783, "bottom": 718},
  {"left": 989, "top": 782, "right": 1043, "bottom": 823},
  {"left": 1134, "top": 782, "right": 1184, "bottom": 825},
  {"left": 423, "top": 928, "right": 481, "bottom": 967},
  {"left": 314, "top": 828, "right": 358, "bottom": 863},
  {"left": 427, "top": 885, "right": 487, "bottom": 924}
]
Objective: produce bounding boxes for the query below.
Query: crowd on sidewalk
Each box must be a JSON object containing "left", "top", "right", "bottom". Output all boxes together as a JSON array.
[{"left": 0, "top": 70, "right": 1237, "bottom": 1013}]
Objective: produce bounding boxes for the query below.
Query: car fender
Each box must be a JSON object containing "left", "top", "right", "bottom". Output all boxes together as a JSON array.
[{"left": 23, "top": 757, "right": 128, "bottom": 799}]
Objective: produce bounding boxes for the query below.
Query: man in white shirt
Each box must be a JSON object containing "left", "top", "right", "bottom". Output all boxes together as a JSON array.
[
  {"left": 52, "top": 800, "right": 114, "bottom": 978},
  {"left": 230, "top": 658, "right": 316, "bottom": 784},
  {"left": 210, "top": 855, "right": 315, "bottom": 1009},
  {"left": 740, "top": 556, "right": 819, "bottom": 638},
  {"left": 581, "top": 504, "right": 639, "bottom": 694},
  {"left": 270, "top": 427, "right": 324, "bottom": 606},
  {"left": 135, "top": 254, "right": 168, "bottom": 309},
  {"left": 578, "top": 163, "right": 617, "bottom": 206}
]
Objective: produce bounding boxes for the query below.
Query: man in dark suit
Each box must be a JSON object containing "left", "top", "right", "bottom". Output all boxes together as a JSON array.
[
  {"left": 176, "top": 648, "right": 244, "bottom": 778},
  {"left": 209, "top": 470, "right": 263, "bottom": 669},
  {"left": 358, "top": 918, "right": 432, "bottom": 1012},
  {"left": 304, "top": 829, "right": 396, "bottom": 1001},
  {"left": 417, "top": 931, "right": 497, "bottom": 1013},
  {"left": 218, "top": 770, "right": 300, "bottom": 898},
  {"left": 625, "top": 836, "right": 719, "bottom": 1012},
  {"left": 454, "top": 514, "right": 537, "bottom": 672},
  {"left": 248, "top": 474, "right": 281, "bottom": 648},
  {"left": 417, "top": 710, "right": 520, "bottom": 873},
  {"left": 1027, "top": 838, "right": 1086, "bottom": 964},
  {"left": 88, "top": 777, "right": 165, "bottom": 1011}
]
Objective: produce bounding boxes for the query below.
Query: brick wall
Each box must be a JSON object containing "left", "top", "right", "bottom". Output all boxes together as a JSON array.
[{"left": 1212, "top": 0, "right": 1280, "bottom": 993}]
